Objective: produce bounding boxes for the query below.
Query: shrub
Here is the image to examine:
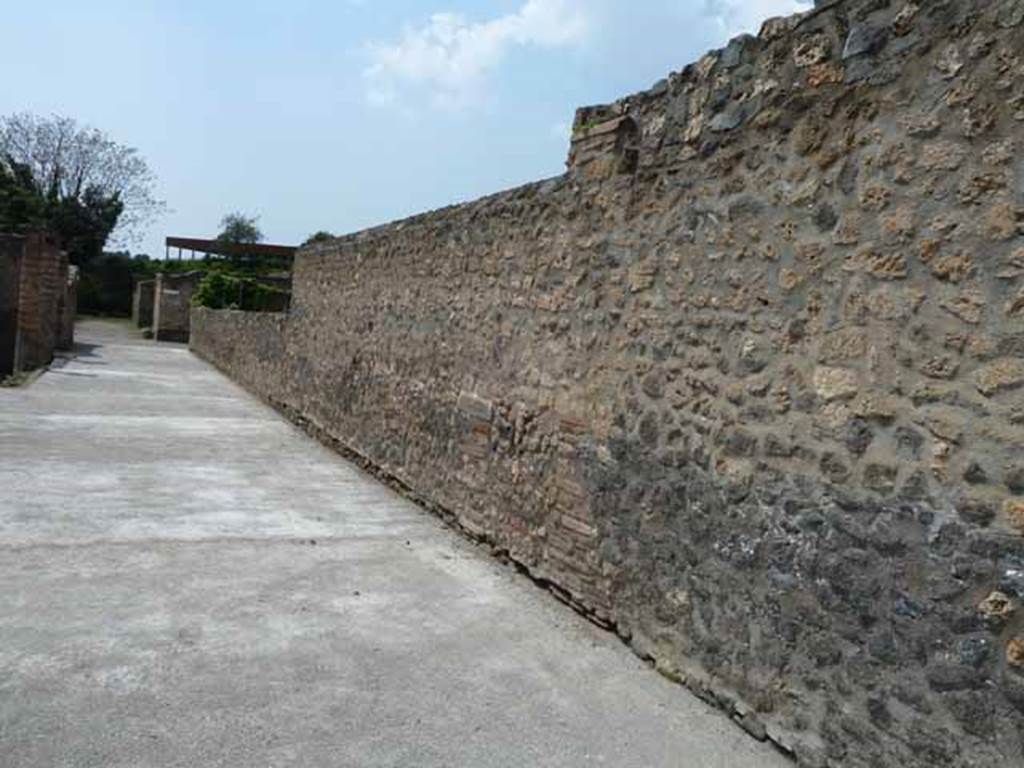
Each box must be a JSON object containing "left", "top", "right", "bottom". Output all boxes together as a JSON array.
[{"left": 192, "top": 272, "right": 289, "bottom": 312}]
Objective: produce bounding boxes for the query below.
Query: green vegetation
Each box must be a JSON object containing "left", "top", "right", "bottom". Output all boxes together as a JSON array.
[
  {"left": 191, "top": 272, "right": 289, "bottom": 312},
  {"left": 0, "top": 113, "right": 163, "bottom": 267},
  {"left": 0, "top": 113, "right": 166, "bottom": 317},
  {"left": 217, "top": 212, "right": 263, "bottom": 246},
  {"left": 78, "top": 252, "right": 137, "bottom": 316},
  {"left": 76, "top": 207, "right": 290, "bottom": 316},
  {"left": 213, "top": 212, "right": 267, "bottom": 268},
  {"left": 75, "top": 251, "right": 291, "bottom": 317},
  {"left": 302, "top": 230, "right": 335, "bottom": 246},
  {"left": 0, "top": 155, "right": 123, "bottom": 268},
  {"left": 0, "top": 370, "right": 35, "bottom": 388}
]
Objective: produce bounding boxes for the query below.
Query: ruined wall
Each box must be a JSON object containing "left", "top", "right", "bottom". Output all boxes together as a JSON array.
[
  {"left": 15, "top": 234, "right": 65, "bottom": 372},
  {"left": 192, "top": 2, "right": 1024, "bottom": 765},
  {"left": 0, "top": 233, "right": 68, "bottom": 375},
  {"left": 132, "top": 279, "right": 154, "bottom": 328},
  {"left": 0, "top": 236, "right": 22, "bottom": 375},
  {"left": 153, "top": 272, "right": 201, "bottom": 342},
  {"left": 58, "top": 265, "right": 78, "bottom": 351}
]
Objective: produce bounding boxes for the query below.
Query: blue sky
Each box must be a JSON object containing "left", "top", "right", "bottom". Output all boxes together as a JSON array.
[{"left": 1, "top": 0, "right": 808, "bottom": 257}]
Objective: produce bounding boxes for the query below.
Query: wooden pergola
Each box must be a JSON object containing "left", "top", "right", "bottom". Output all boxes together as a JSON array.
[{"left": 164, "top": 237, "right": 296, "bottom": 269}]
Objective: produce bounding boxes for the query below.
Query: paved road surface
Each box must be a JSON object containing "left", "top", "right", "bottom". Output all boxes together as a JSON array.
[{"left": 0, "top": 319, "right": 790, "bottom": 767}]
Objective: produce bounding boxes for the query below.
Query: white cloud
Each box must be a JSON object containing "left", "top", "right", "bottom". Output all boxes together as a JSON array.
[
  {"left": 703, "top": 0, "right": 812, "bottom": 38},
  {"left": 365, "top": 0, "right": 589, "bottom": 108}
]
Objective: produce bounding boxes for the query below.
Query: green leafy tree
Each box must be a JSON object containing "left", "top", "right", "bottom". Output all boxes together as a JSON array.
[
  {"left": 216, "top": 212, "right": 264, "bottom": 267},
  {"left": 0, "top": 153, "right": 124, "bottom": 267},
  {"left": 0, "top": 157, "right": 46, "bottom": 228},
  {"left": 49, "top": 186, "right": 124, "bottom": 265},
  {"left": 77, "top": 252, "right": 135, "bottom": 316},
  {"left": 302, "top": 230, "right": 335, "bottom": 246},
  {"left": 216, "top": 212, "right": 263, "bottom": 246},
  {"left": 0, "top": 113, "right": 164, "bottom": 263}
]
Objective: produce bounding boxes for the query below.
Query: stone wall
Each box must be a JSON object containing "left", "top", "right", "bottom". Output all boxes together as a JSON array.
[
  {"left": 132, "top": 279, "right": 155, "bottom": 328},
  {"left": 153, "top": 272, "right": 202, "bottom": 342},
  {"left": 0, "top": 236, "right": 22, "bottom": 375},
  {"left": 0, "top": 233, "right": 70, "bottom": 375},
  {"left": 58, "top": 265, "right": 78, "bottom": 352},
  {"left": 191, "top": 2, "right": 1024, "bottom": 765}
]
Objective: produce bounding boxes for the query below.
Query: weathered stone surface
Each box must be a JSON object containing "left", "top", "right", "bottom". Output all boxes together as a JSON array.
[
  {"left": 930, "top": 252, "right": 974, "bottom": 283},
  {"left": 959, "top": 496, "right": 996, "bottom": 526},
  {"left": 813, "top": 366, "right": 859, "bottom": 402},
  {"left": 843, "top": 24, "right": 887, "bottom": 60},
  {"left": 1006, "top": 499, "right": 1024, "bottom": 533},
  {"left": 935, "top": 44, "right": 964, "bottom": 79},
  {"left": 191, "top": 2, "right": 1024, "bottom": 765},
  {"left": 942, "top": 290, "right": 986, "bottom": 325},
  {"left": 892, "top": 4, "right": 919, "bottom": 36},
  {"left": 1009, "top": 638, "right": 1024, "bottom": 669},
  {"left": 709, "top": 105, "right": 747, "bottom": 132},
  {"left": 794, "top": 34, "right": 831, "bottom": 67},
  {"left": 975, "top": 358, "right": 1024, "bottom": 397},
  {"left": 919, "top": 141, "right": 967, "bottom": 171},
  {"left": 996, "top": 0, "right": 1024, "bottom": 29},
  {"left": 979, "top": 591, "right": 1017, "bottom": 628}
]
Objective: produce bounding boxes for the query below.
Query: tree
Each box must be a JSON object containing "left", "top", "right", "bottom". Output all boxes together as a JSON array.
[
  {"left": 302, "top": 230, "right": 335, "bottom": 246},
  {"left": 0, "top": 114, "right": 164, "bottom": 255},
  {"left": 0, "top": 151, "right": 124, "bottom": 266},
  {"left": 77, "top": 251, "right": 135, "bottom": 316},
  {"left": 215, "top": 213, "right": 264, "bottom": 268},
  {"left": 216, "top": 212, "right": 263, "bottom": 245},
  {"left": 49, "top": 185, "right": 124, "bottom": 265},
  {"left": 0, "top": 157, "right": 46, "bottom": 230}
]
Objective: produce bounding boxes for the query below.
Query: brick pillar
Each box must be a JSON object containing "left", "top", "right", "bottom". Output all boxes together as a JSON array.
[{"left": 0, "top": 236, "right": 23, "bottom": 376}]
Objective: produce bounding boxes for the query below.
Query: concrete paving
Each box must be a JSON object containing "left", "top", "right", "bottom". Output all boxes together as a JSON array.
[{"left": 0, "top": 318, "right": 790, "bottom": 768}]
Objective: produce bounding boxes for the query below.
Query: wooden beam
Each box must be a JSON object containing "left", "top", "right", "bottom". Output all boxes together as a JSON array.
[{"left": 165, "top": 237, "right": 296, "bottom": 260}]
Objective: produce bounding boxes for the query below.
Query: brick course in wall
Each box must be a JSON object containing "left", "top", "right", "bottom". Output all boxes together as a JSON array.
[{"left": 192, "top": 2, "right": 1024, "bottom": 765}]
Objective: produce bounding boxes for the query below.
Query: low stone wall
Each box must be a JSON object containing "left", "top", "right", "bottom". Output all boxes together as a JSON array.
[
  {"left": 0, "top": 233, "right": 71, "bottom": 375},
  {"left": 192, "top": 2, "right": 1024, "bottom": 765},
  {"left": 190, "top": 309, "right": 288, "bottom": 386}
]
